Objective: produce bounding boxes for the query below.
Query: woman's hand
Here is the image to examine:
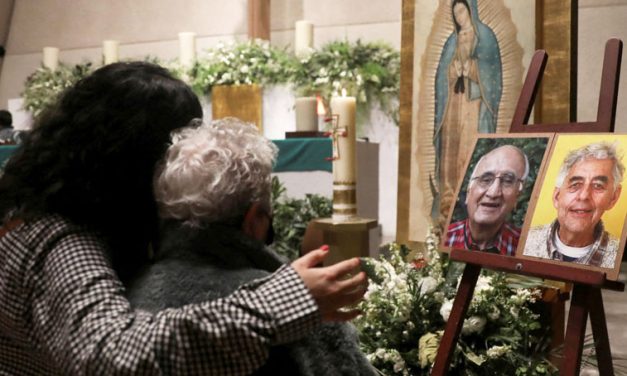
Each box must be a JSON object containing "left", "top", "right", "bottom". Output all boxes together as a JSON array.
[{"left": 291, "top": 247, "right": 367, "bottom": 322}]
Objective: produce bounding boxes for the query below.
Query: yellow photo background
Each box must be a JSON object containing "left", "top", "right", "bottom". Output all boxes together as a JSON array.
[{"left": 529, "top": 134, "right": 627, "bottom": 238}]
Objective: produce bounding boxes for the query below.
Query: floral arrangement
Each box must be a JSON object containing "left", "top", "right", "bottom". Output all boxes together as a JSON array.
[
  {"left": 354, "top": 228, "right": 557, "bottom": 375},
  {"left": 190, "top": 39, "right": 299, "bottom": 95},
  {"left": 270, "top": 176, "right": 332, "bottom": 261},
  {"left": 294, "top": 40, "right": 400, "bottom": 125},
  {"left": 21, "top": 40, "right": 400, "bottom": 127},
  {"left": 21, "top": 62, "right": 93, "bottom": 118}
]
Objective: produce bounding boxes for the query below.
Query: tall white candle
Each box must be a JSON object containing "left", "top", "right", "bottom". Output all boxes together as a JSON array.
[
  {"left": 103, "top": 40, "right": 119, "bottom": 65},
  {"left": 42, "top": 47, "right": 59, "bottom": 71},
  {"left": 294, "top": 20, "right": 313, "bottom": 57},
  {"left": 330, "top": 95, "right": 357, "bottom": 221},
  {"left": 330, "top": 95, "right": 356, "bottom": 182},
  {"left": 178, "top": 32, "right": 197, "bottom": 69},
  {"left": 295, "top": 97, "right": 318, "bottom": 131}
]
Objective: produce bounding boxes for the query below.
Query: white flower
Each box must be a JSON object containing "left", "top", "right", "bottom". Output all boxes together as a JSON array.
[
  {"left": 393, "top": 359, "right": 405, "bottom": 373},
  {"left": 475, "top": 275, "right": 493, "bottom": 294},
  {"left": 433, "top": 291, "right": 445, "bottom": 302},
  {"left": 239, "top": 65, "right": 249, "bottom": 73},
  {"left": 462, "top": 316, "right": 486, "bottom": 335},
  {"left": 486, "top": 345, "right": 511, "bottom": 358},
  {"left": 440, "top": 299, "right": 453, "bottom": 321},
  {"left": 418, "top": 276, "right": 438, "bottom": 296},
  {"left": 488, "top": 307, "right": 500, "bottom": 320},
  {"left": 509, "top": 306, "right": 519, "bottom": 318}
]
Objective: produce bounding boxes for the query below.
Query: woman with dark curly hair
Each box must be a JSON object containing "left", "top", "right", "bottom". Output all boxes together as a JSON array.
[{"left": 0, "top": 62, "right": 366, "bottom": 375}]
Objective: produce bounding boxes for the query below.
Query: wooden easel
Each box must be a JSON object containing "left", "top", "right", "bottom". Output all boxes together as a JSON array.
[{"left": 431, "top": 38, "right": 624, "bottom": 376}]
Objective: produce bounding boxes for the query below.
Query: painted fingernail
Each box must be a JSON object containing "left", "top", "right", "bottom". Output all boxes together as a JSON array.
[{"left": 320, "top": 245, "right": 329, "bottom": 251}]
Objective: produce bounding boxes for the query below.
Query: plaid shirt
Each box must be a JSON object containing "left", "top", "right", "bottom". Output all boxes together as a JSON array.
[
  {"left": 445, "top": 219, "right": 520, "bottom": 256},
  {"left": 0, "top": 215, "right": 319, "bottom": 375}
]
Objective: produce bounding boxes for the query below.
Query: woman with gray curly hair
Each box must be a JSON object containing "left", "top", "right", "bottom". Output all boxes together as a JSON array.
[{"left": 127, "top": 117, "right": 376, "bottom": 375}]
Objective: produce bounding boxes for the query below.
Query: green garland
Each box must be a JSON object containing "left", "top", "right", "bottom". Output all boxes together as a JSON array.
[
  {"left": 294, "top": 40, "right": 400, "bottom": 125},
  {"left": 21, "top": 40, "right": 400, "bottom": 125},
  {"left": 190, "top": 39, "right": 299, "bottom": 95}
]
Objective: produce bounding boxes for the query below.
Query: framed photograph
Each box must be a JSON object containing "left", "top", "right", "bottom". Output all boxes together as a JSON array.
[
  {"left": 396, "top": 0, "right": 576, "bottom": 245},
  {"left": 518, "top": 134, "right": 627, "bottom": 281},
  {"left": 441, "top": 134, "right": 552, "bottom": 256}
]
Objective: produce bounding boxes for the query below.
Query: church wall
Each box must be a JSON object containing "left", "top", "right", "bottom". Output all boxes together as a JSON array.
[
  {"left": 0, "top": 0, "right": 400, "bottom": 106},
  {"left": 578, "top": 0, "right": 627, "bottom": 132}
]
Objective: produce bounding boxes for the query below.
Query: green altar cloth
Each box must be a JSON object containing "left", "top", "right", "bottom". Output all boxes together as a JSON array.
[
  {"left": 0, "top": 145, "right": 18, "bottom": 168},
  {"left": 0, "top": 140, "right": 333, "bottom": 173},
  {"left": 272, "top": 138, "right": 332, "bottom": 172}
]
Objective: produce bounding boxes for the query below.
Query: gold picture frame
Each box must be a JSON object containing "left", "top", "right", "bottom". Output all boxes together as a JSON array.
[{"left": 396, "top": 0, "right": 577, "bottom": 246}]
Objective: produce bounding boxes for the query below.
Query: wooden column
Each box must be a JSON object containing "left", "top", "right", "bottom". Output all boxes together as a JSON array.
[
  {"left": 248, "top": 0, "right": 270, "bottom": 41},
  {"left": 534, "top": 0, "right": 578, "bottom": 123}
]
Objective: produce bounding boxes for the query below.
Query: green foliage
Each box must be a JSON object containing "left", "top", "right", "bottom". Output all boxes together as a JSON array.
[
  {"left": 451, "top": 137, "right": 550, "bottom": 228},
  {"left": 190, "top": 39, "right": 300, "bottom": 95},
  {"left": 21, "top": 40, "right": 400, "bottom": 128},
  {"left": 21, "top": 62, "right": 93, "bottom": 118},
  {"left": 270, "top": 176, "right": 332, "bottom": 261},
  {"left": 294, "top": 40, "right": 400, "bottom": 126},
  {"left": 354, "top": 228, "right": 557, "bottom": 375}
]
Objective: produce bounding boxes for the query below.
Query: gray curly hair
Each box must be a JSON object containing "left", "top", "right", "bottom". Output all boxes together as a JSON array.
[
  {"left": 555, "top": 141, "right": 625, "bottom": 190},
  {"left": 154, "top": 117, "right": 278, "bottom": 225}
]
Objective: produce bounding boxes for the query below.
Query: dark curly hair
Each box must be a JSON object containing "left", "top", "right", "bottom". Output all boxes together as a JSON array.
[{"left": 0, "top": 61, "right": 202, "bottom": 280}]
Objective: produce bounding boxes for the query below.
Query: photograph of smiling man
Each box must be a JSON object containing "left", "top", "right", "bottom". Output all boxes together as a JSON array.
[
  {"left": 522, "top": 135, "right": 627, "bottom": 273},
  {"left": 444, "top": 135, "right": 551, "bottom": 255}
]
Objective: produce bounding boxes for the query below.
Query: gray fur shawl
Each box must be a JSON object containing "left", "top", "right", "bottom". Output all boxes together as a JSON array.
[{"left": 126, "top": 221, "right": 376, "bottom": 376}]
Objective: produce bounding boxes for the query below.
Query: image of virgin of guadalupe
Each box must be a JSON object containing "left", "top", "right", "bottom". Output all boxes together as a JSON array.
[{"left": 433, "top": 0, "right": 503, "bottom": 225}]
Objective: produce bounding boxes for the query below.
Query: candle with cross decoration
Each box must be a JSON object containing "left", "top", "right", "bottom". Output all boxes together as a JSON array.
[{"left": 328, "top": 93, "right": 357, "bottom": 221}]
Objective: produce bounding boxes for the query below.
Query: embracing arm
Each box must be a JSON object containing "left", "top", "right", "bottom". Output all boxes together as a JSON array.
[{"left": 14, "top": 222, "right": 364, "bottom": 375}]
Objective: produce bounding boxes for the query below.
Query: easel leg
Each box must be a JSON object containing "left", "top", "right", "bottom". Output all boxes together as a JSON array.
[
  {"left": 561, "top": 284, "right": 590, "bottom": 376},
  {"left": 431, "top": 264, "right": 481, "bottom": 376},
  {"left": 589, "top": 288, "right": 614, "bottom": 376}
]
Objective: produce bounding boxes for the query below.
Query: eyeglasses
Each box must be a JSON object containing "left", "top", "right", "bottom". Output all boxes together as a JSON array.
[{"left": 471, "top": 172, "right": 523, "bottom": 190}]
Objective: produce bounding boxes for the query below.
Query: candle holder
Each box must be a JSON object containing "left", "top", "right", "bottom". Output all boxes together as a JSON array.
[{"left": 311, "top": 217, "right": 377, "bottom": 266}]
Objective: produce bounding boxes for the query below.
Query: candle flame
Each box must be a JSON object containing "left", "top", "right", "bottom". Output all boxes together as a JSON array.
[
  {"left": 316, "top": 96, "right": 326, "bottom": 115},
  {"left": 341, "top": 88, "right": 347, "bottom": 97}
]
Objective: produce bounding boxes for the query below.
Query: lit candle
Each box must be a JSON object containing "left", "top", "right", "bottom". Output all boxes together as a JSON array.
[
  {"left": 295, "top": 97, "right": 318, "bottom": 131},
  {"left": 294, "top": 20, "right": 313, "bottom": 57},
  {"left": 178, "top": 32, "right": 197, "bottom": 69},
  {"left": 42, "top": 47, "right": 59, "bottom": 71},
  {"left": 103, "top": 40, "right": 119, "bottom": 65},
  {"left": 329, "top": 93, "right": 357, "bottom": 221},
  {"left": 317, "top": 96, "right": 327, "bottom": 131}
]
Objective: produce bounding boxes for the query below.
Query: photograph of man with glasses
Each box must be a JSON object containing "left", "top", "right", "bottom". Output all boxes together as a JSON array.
[{"left": 444, "top": 144, "right": 529, "bottom": 255}]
